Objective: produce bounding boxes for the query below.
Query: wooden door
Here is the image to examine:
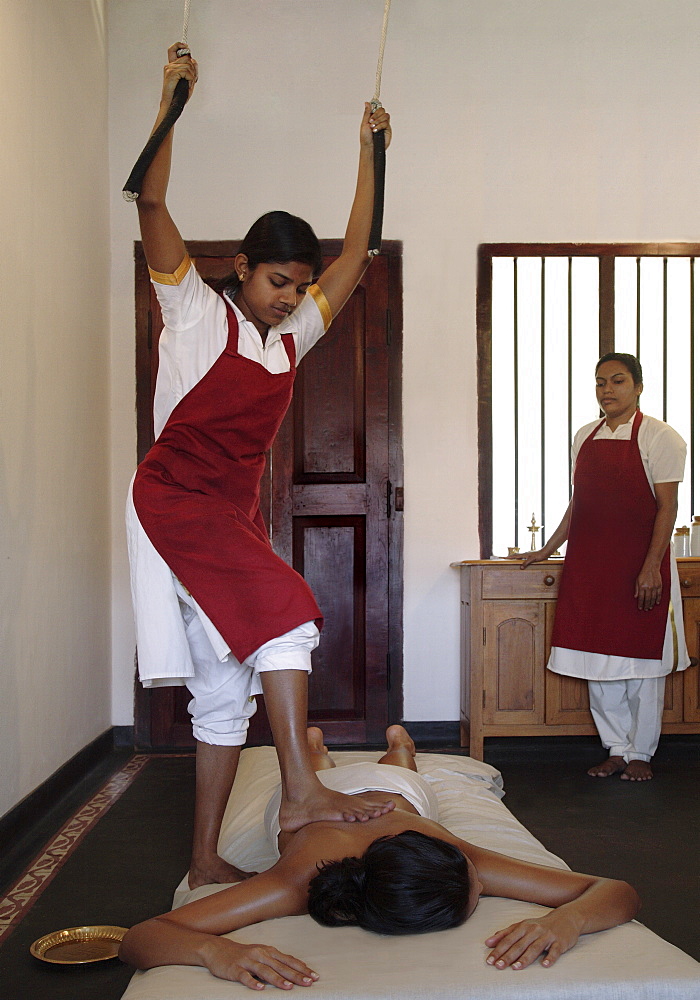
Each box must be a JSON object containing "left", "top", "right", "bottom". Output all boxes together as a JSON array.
[{"left": 133, "top": 240, "right": 403, "bottom": 747}]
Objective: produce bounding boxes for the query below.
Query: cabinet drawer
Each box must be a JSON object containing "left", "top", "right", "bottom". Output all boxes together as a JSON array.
[
  {"left": 481, "top": 564, "right": 562, "bottom": 599},
  {"left": 678, "top": 559, "right": 700, "bottom": 596}
]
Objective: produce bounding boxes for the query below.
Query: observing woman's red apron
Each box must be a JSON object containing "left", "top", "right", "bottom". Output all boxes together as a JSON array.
[
  {"left": 132, "top": 296, "right": 322, "bottom": 664},
  {"left": 551, "top": 410, "right": 670, "bottom": 659}
]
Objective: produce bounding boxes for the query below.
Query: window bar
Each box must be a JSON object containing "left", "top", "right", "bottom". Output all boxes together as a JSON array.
[
  {"left": 598, "top": 255, "right": 615, "bottom": 355},
  {"left": 636, "top": 257, "right": 641, "bottom": 359},
  {"left": 567, "top": 257, "right": 573, "bottom": 496},
  {"left": 662, "top": 257, "right": 668, "bottom": 423},
  {"left": 514, "top": 257, "right": 519, "bottom": 548},
  {"left": 691, "top": 257, "right": 696, "bottom": 521},
  {"left": 540, "top": 258, "right": 546, "bottom": 540}
]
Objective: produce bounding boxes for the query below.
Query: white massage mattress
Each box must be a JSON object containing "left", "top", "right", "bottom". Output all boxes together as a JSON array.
[{"left": 122, "top": 747, "right": 700, "bottom": 999}]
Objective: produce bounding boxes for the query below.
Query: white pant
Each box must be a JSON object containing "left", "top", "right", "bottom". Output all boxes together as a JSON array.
[
  {"left": 588, "top": 676, "right": 666, "bottom": 762},
  {"left": 175, "top": 581, "right": 319, "bottom": 746}
]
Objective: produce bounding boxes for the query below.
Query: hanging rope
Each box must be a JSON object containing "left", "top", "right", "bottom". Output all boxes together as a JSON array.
[
  {"left": 122, "top": 0, "right": 193, "bottom": 201},
  {"left": 368, "top": 0, "right": 392, "bottom": 256}
]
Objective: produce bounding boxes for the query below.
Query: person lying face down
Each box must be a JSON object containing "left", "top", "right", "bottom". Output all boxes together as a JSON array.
[{"left": 119, "top": 727, "right": 640, "bottom": 990}]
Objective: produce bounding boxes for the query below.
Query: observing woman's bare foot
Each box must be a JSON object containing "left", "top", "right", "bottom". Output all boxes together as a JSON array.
[
  {"left": 587, "top": 755, "right": 626, "bottom": 778},
  {"left": 621, "top": 759, "right": 653, "bottom": 781},
  {"left": 188, "top": 854, "right": 257, "bottom": 890}
]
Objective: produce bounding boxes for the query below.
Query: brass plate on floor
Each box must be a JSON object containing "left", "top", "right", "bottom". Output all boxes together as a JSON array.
[{"left": 30, "top": 925, "right": 128, "bottom": 964}]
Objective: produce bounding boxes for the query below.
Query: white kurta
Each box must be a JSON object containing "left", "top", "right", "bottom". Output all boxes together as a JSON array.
[
  {"left": 548, "top": 413, "right": 690, "bottom": 681},
  {"left": 126, "top": 257, "right": 330, "bottom": 685}
]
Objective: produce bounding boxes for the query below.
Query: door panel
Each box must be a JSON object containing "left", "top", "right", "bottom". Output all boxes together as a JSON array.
[
  {"left": 133, "top": 240, "right": 403, "bottom": 747},
  {"left": 544, "top": 601, "right": 595, "bottom": 725},
  {"left": 483, "top": 601, "right": 545, "bottom": 726},
  {"left": 683, "top": 598, "right": 700, "bottom": 722}
]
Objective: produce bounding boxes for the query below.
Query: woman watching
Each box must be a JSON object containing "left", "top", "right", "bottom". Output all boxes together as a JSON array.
[{"left": 515, "top": 353, "right": 690, "bottom": 780}]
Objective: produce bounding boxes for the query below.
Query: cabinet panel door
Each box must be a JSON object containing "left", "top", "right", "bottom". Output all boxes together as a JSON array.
[
  {"left": 545, "top": 673, "right": 594, "bottom": 725},
  {"left": 543, "top": 602, "right": 593, "bottom": 725},
  {"left": 683, "top": 597, "right": 700, "bottom": 722},
  {"left": 483, "top": 602, "right": 545, "bottom": 725},
  {"left": 662, "top": 672, "right": 685, "bottom": 723}
]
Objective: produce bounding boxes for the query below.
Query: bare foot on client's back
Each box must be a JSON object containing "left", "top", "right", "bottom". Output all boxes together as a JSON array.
[
  {"left": 277, "top": 727, "right": 395, "bottom": 832},
  {"left": 279, "top": 784, "right": 395, "bottom": 832},
  {"left": 188, "top": 855, "right": 257, "bottom": 890}
]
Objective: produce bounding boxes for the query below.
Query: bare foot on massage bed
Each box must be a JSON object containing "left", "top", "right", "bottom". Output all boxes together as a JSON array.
[
  {"left": 587, "top": 755, "right": 626, "bottom": 778},
  {"left": 188, "top": 855, "right": 258, "bottom": 890},
  {"left": 620, "top": 759, "right": 653, "bottom": 781}
]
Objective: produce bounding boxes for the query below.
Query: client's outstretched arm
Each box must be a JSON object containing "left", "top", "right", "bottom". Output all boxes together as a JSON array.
[
  {"left": 119, "top": 868, "right": 315, "bottom": 991},
  {"left": 470, "top": 845, "right": 640, "bottom": 970}
]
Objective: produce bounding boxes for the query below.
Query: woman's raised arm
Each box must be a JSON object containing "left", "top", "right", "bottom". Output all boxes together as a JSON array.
[
  {"left": 135, "top": 44, "right": 198, "bottom": 275},
  {"left": 315, "top": 104, "right": 392, "bottom": 319}
]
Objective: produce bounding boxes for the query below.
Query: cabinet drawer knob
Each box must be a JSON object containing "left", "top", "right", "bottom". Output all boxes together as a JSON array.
[
  {"left": 681, "top": 579, "right": 693, "bottom": 588},
  {"left": 544, "top": 575, "right": 555, "bottom": 586},
  {"left": 690, "top": 657, "right": 699, "bottom": 668}
]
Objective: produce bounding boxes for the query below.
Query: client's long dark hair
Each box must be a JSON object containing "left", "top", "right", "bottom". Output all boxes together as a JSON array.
[{"left": 307, "top": 830, "right": 472, "bottom": 935}]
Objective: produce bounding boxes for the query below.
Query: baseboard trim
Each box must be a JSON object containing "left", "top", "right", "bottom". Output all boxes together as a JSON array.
[
  {"left": 404, "top": 721, "right": 461, "bottom": 747},
  {"left": 113, "top": 725, "right": 135, "bottom": 747},
  {"left": 0, "top": 727, "right": 132, "bottom": 851}
]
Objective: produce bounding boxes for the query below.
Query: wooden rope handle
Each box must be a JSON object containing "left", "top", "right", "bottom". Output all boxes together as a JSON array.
[
  {"left": 367, "top": 0, "right": 391, "bottom": 256},
  {"left": 368, "top": 99, "right": 386, "bottom": 256},
  {"left": 123, "top": 1, "right": 192, "bottom": 201},
  {"left": 123, "top": 64, "right": 189, "bottom": 201}
]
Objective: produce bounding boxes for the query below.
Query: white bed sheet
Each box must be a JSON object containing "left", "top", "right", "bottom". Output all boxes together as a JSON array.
[{"left": 122, "top": 748, "right": 700, "bottom": 1000}]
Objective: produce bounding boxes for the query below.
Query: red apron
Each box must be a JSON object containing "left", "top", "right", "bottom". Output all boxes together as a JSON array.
[
  {"left": 551, "top": 410, "right": 670, "bottom": 659},
  {"left": 132, "top": 296, "right": 322, "bottom": 664}
]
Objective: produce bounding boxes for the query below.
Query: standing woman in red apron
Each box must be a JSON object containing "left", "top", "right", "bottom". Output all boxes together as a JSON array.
[
  {"left": 516, "top": 353, "right": 689, "bottom": 781},
  {"left": 126, "top": 46, "right": 394, "bottom": 889}
]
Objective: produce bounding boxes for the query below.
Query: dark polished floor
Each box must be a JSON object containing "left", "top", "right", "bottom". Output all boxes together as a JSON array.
[{"left": 0, "top": 735, "right": 697, "bottom": 1000}]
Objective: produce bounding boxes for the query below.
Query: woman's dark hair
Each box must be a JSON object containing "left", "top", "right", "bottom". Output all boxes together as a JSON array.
[
  {"left": 595, "top": 352, "right": 643, "bottom": 386},
  {"left": 307, "top": 830, "right": 472, "bottom": 936},
  {"left": 216, "top": 211, "right": 323, "bottom": 293}
]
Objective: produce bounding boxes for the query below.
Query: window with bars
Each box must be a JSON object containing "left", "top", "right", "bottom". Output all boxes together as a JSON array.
[{"left": 477, "top": 244, "right": 700, "bottom": 559}]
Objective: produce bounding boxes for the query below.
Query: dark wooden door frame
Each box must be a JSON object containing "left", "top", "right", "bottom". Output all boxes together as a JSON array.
[{"left": 132, "top": 239, "right": 404, "bottom": 746}]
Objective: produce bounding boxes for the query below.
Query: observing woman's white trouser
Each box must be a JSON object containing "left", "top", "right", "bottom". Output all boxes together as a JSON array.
[{"left": 587, "top": 676, "right": 666, "bottom": 762}]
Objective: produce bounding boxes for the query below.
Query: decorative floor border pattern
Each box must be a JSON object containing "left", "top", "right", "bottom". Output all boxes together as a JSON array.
[{"left": 0, "top": 754, "right": 164, "bottom": 945}]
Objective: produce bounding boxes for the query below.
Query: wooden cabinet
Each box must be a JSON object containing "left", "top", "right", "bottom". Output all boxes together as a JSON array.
[{"left": 453, "top": 558, "right": 700, "bottom": 759}]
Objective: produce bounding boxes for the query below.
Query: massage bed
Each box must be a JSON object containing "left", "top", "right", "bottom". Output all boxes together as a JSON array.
[{"left": 121, "top": 747, "right": 700, "bottom": 999}]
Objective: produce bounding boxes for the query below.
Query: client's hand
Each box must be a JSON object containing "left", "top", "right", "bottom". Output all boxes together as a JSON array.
[
  {"left": 485, "top": 911, "right": 581, "bottom": 969},
  {"left": 202, "top": 937, "right": 318, "bottom": 989}
]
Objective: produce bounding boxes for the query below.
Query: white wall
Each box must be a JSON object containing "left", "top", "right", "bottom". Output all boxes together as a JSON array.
[
  {"left": 108, "top": 0, "right": 700, "bottom": 726},
  {"left": 0, "top": 1, "right": 111, "bottom": 817}
]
